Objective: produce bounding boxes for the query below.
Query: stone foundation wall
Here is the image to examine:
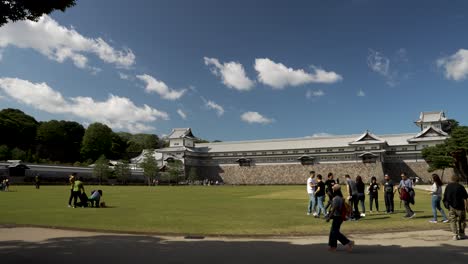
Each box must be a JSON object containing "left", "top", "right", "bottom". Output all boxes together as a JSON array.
[
  {"left": 191, "top": 160, "right": 454, "bottom": 185},
  {"left": 215, "top": 162, "right": 384, "bottom": 184},
  {"left": 383, "top": 161, "right": 454, "bottom": 184}
]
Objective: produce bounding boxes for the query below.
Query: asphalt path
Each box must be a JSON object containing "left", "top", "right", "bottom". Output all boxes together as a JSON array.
[{"left": 1, "top": 227, "right": 467, "bottom": 264}]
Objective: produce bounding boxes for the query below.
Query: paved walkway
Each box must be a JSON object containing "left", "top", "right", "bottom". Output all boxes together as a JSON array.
[{"left": 1, "top": 227, "right": 467, "bottom": 263}]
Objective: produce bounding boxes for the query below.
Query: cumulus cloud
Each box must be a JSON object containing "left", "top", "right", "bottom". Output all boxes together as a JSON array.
[
  {"left": 204, "top": 99, "right": 225, "bottom": 116},
  {"left": 204, "top": 57, "right": 254, "bottom": 91},
  {"left": 241, "top": 111, "right": 274, "bottom": 124},
  {"left": 437, "top": 49, "right": 468, "bottom": 81},
  {"left": 177, "top": 109, "right": 187, "bottom": 120},
  {"left": 357, "top": 89, "right": 366, "bottom": 97},
  {"left": 307, "top": 133, "right": 334, "bottom": 138},
  {"left": 306, "top": 89, "right": 325, "bottom": 98},
  {"left": 119, "top": 72, "right": 132, "bottom": 80},
  {"left": 367, "top": 49, "right": 398, "bottom": 86},
  {"left": 254, "top": 58, "right": 342, "bottom": 89},
  {"left": 0, "top": 15, "right": 135, "bottom": 70},
  {"left": 0, "top": 77, "right": 168, "bottom": 133},
  {"left": 136, "top": 74, "right": 186, "bottom": 100}
]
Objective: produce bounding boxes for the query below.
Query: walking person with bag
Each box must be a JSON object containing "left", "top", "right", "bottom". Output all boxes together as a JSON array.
[
  {"left": 429, "top": 173, "right": 448, "bottom": 223},
  {"left": 326, "top": 184, "right": 354, "bottom": 252},
  {"left": 443, "top": 175, "right": 468, "bottom": 240},
  {"left": 398, "top": 172, "right": 416, "bottom": 218},
  {"left": 67, "top": 173, "right": 76, "bottom": 207}
]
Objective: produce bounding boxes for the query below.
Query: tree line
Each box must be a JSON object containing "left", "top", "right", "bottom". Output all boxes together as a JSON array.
[
  {"left": 422, "top": 120, "right": 468, "bottom": 182},
  {"left": 0, "top": 108, "right": 162, "bottom": 165}
]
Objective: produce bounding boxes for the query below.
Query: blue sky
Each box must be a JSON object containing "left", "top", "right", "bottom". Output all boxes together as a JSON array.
[{"left": 0, "top": 0, "right": 467, "bottom": 141}]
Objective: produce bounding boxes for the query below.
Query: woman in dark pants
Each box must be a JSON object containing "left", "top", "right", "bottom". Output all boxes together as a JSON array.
[
  {"left": 67, "top": 173, "right": 76, "bottom": 207},
  {"left": 326, "top": 184, "right": 354, "bottom": 252}
]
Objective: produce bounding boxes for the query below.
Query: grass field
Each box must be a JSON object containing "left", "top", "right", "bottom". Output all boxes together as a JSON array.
[{"left": 0, "top": 185, "right": 451, "bottom": 236}]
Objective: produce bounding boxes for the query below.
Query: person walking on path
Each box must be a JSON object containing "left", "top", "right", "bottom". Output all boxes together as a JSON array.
[
  {"left": 368, "top": 176, "right": 380, "bottom": 213},
  {"left": 429, "top": 173, "right": 448, "bottom": 223},
  {"left": 356, "top": 175, "right": 366, "bottom": 217},
  {"left": 383, "top": 174, "right": 395, "bottom": 213},
  {"left": 324, "top": 172, "right": 336, "bottom": 214},
  {"left": 315, "top": 174, "right": 326, "bottom": 218},
  {"left": 398, "top": 172, "right": 416, "bottom": 218},
  {"left": 443, "top": 175, "right": 468, "bottom": 240},
  {"left": 345, "top": 174, "right": 360, "bottom": 220},
  {"left": 306, "top": 171, "right": 317, "bottom": 216},
  {"left": 326, "top": 184, "right": 354, "bottom": 252}
]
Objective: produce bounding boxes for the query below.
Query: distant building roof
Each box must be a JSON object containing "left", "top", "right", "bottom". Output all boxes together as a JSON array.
[
  {"left": 416, "top": 111, "right": 447, "bottom": 124},
  {"left": 407, "top": 126, "right": 448, "bottom": 143},
  {"left": 349, "top": 130, "right": 386, "bottom": 145},
  {"left": 167, "top": 128, "right": 196, "bottom": 139},
  {"left": 195, "top": 133, "right": 416, "bottom": 153}
]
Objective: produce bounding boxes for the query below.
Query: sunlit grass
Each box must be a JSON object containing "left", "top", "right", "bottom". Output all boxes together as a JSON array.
[{"left": 0, "top": 185, "right": 449, "bottom": 236}]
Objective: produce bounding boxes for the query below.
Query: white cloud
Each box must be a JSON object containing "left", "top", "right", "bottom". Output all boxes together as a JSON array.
[
  {"left": 437, "top": 49, "right": 468, "bottom": 81},
  {"left": 205, "top": 99, "right": 225, "bottom": 116},
  {"left": 357, "top": 89, "right": 366, "bottom": 97},
  {"left": 307, "top": 133, "right": 334, "bottom": 138},
  {"left": 119, "top": 72, "right": 132, "bottom": 80},
  {"left": 0, "top": 77, "right": 168, "bottom": 133},
  {"left": 254, "top": 58, "right": 342, "bottom": 89},
  {"left": 0, "top": 15, "right": 135, "bottom": 70},
  {"left": 136, "top": 74, "right": 186, "bottom": 100},
  {"left": 306, "top": 89, "right": 325, "bottom": 98},
  {"left": 177, "top": 109, "right": 187, "bottom": 120},
  {"left": 367, "top": 49, "right": 398, "bottom": 86},
  {"left": 204, "top": 57, "right": 254, "bottom": 91},
  {"left": 241, "top": 111, "right": 274, "bottom": 124}
]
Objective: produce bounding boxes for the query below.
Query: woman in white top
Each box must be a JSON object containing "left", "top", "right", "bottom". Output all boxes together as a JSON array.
[{"left": 429, "top": 174, "right": 448, "bottom": 223}]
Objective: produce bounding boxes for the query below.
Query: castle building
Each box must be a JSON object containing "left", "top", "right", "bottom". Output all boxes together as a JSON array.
[{"left": 132, "top": 111, "right": 451, "bottom": 184}]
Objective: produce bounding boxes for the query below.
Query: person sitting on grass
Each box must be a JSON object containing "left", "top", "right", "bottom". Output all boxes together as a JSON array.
[{"left": 89, "top": 190, "right": 103, "bottom": 208}]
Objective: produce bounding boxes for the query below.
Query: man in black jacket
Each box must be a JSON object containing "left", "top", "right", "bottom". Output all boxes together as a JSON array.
[{"left": 443, "top": 175, "right": 468, "bottom": 240}]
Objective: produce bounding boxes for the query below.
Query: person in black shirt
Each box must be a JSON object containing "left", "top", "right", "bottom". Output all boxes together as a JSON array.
[
  {"left": 443, "top": 175, "right": 468, "bottom": 240},
  {"left": 368, "top": 176, "right": 380, "bottom": 212},
  {"left": 314, "top": 174, "right": 326, "bottom": 218},
  {"left": 383, "top": 174, "right": 395, "bottom": 213},
  {"left": 356, "top": 175, "right": 366, "bottom": 217},
  {"left": 325, "top": 172, "right": 336, "bottom": 214}
]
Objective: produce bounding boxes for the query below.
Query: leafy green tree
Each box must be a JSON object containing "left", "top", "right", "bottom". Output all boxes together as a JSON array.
[
  {"left": 422, "top": 126, "right": 468, "bottom": 181},
  {"left": 187, "top": 167, "right": 199, "bottom": 183},
  {"left": 109, "top": 132, "right": 128, "bottom": 160},
  {"left": 81, "top": 123, "right": 113, "bottom": 161},
  {"left": 139, "top": 150, "right": 159, "bottom": 185},
  {"left": 0, "top": 108, "right": 38, "bottom": 150},
  {"left": 36, "top": 120, "right": 84, "bottom": 162},
  {"left": 0, "top": 0, "right": 76, "bottom": 27},
  {"left": 93, "top": 155, "right": 111, "bottom": 185},
  {"left": 0, "top": 145, "right": 9, "bottom": 160},
  {"left": 167, "top": 160, "right": 184, "bottom": 184},
  {"left": 114, "top": 160, "right": 131, "bottom": 185},
  {"left": 11, "top": 147, "right": 27, "bottom": 160}
]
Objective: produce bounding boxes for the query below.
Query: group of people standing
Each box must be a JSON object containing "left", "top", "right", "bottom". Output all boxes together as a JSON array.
[{"left": 307, "top": 171, "right": 468, "bottom": 251}]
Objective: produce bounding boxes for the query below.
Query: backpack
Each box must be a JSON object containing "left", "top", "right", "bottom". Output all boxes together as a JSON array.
[{"left": 341, "top": 201, "right": 353, "bottom": 221}]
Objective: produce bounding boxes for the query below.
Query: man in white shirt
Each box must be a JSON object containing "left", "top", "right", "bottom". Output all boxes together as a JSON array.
[{"left": 307, "top": 171, "right": 317, "bottom": 216}]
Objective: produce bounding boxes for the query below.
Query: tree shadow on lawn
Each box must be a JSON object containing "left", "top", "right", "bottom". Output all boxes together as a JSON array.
[{"left": 1, "top": 233, "right": 467, "bottom": 264}]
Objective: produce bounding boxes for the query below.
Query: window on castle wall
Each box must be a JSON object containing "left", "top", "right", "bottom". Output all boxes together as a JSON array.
[
  {"left": 315, "top": 150, "right": 321, "bottom": 153},
  {"left": 305, "top": 150, "right": 309, "bottom": 153}
]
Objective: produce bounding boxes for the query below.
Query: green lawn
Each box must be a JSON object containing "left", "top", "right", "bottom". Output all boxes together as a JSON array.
[{"left": 0, "top": 185, "right": 450, "bottom": 236}]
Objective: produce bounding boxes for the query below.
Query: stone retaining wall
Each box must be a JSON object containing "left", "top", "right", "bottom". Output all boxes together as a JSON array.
[{"left": 190, "top": 160, "right": 454, "bottom": 184}]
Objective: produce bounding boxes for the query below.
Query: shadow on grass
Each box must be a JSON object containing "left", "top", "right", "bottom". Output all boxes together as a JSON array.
[{"left": 1, "top": 233, "right": 467, "bottom": 264}]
